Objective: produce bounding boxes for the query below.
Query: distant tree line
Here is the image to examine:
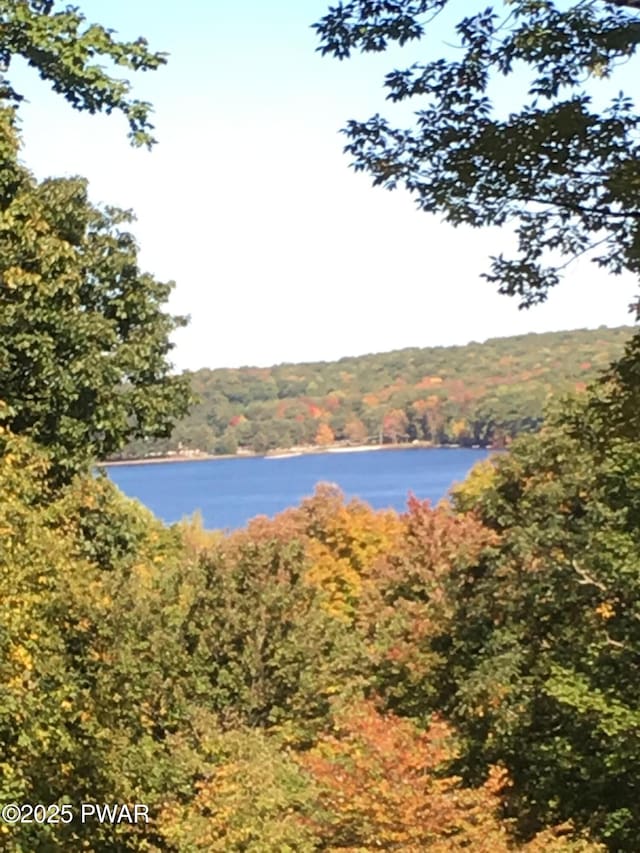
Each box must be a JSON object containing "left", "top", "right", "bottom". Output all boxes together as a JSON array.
[{"left": 117, "top": 326, "right": 632, "bottom": 459}]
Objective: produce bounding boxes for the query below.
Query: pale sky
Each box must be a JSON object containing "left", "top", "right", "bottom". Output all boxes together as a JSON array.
[{"left": 11, "top": 0, "right": 638, "bottom": 371}]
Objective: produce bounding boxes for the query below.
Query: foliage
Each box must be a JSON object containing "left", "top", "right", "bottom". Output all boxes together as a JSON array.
[
  {"left": 157, "top": 726, "right": 318, "bottom": 852},
  {"left": 358, "top": 496, "right": 499, "bottom": 719},
  {"left": 298, "top": 700, "right": 600, "bottom": 852},
  {"left": 119, "top": 326, "right": 631, "bottom": 458},
  {"left": 179, "top": 525, "right": 366, "bottom": 745},
  {"left": 0, "top": 0, "right": 166, "bottom": 147},
  {"left": 290, "top": 483, "right": 404, "bottom": 620},
  {"left": 443, "top": 397, "right": 640, "bottom": 849},
  {"left": 314, "top": 0, "right": 640, "bottom": 307},
  {"left": 0, "top": 431, "right": 199, "bottom": 851},
  {"left": 0, "top": 427, "right": 609, "bottom": 851},
  {"left": 0, "top": 109, "right": 191, "bottom": 482}
]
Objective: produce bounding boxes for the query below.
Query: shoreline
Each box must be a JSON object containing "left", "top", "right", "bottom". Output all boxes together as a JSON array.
[{"left": 99, "top": 442, "right": 492, "bottom": 468}]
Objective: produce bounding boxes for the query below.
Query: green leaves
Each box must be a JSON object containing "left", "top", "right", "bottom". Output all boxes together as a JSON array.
[
  {"left": 0, "top": 111, "right": 191, "bottom": 482},
  {"left": 316, "top": 0, "right": 640, "bottom": 306},
  {"left": 0, "top": 0, "right": 166, "bottom": 147},
  {"left": 444, "top": 389, "right": 640, "bottom": 848}
]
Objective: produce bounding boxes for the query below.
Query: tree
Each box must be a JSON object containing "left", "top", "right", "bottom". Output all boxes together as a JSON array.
[
  {"left": 314, "top": 1, "right": 640, "bottom": 308},
  {"left": 0, "top": 4, "right": 191, "bottom": 480},
  {"left": 179, "top": 532, "right": 364, "bottom": 744},
  {"left": 445, "top": 395, "right": 640, "bottom": 850},
  {"left": 299, "top": 700, "right": 600, "bottom": 852},
  {"left": 382, "top": 407, "right": 409, "bottom": 443},
  {"left": 344, "top": 415, "right": 368, "bottom": 444},
  {"left": 0, "top": 429, "right": 204, "bottom": 852},
  {"left": 0, "top": 0, "right": 166, "bottom": 147},
  {"left": 157, "top": 728, "right": 318, "bottom": 852},
  {"left": 0, "top": 122, "right": 191, "bottom": 480},
  {"left": 315, "top": 422, "right": 335, "bottom": 446}
]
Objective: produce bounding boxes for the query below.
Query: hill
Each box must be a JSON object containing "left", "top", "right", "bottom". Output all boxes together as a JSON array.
[{"left": 117, "top": 326, "right": 634, "bottom": 459}]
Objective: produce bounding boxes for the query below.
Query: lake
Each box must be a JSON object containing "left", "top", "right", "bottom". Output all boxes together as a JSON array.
[{"left": 105, "top": 447, "right": 491, "bottom": 531}]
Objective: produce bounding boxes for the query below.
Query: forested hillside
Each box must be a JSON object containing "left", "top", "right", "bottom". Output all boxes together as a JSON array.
[
  {"left": 5, "top": 2, "right": 640, "bottom": 851},
  {"left": 120, "top": 326, "right": 633, "bottom": 458}
]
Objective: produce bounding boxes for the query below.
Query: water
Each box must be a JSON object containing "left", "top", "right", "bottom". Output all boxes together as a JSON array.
[{"left": 105, "top": 447, "right": 490, "bottom": 531}]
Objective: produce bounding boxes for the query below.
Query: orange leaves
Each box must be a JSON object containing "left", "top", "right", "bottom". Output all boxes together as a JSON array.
[
  {"left": 416, "top": 375, "right": 444, "bottom": 389},
  {"left": 315, "top": 423, "right": 335, "bottom": 446},
  {"left": 402, "top": 493, "right": 499, "bottom": 572},
  {"left": 297, "top": 700, "right": 600, "bottom": 850},
  {"left": 358, "top": 497, "right": 499, "bottom": 714},
  {"left": 344, "top": 416, "right": 368, "bottom": 444},
  {"left": 382, "top": 408, "right": 409, "bottom": 442},
  {"left": 298, "top": 701, "right": 510, "bottom": 851}
]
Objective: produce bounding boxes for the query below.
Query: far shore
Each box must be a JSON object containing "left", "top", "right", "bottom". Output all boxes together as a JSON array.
[{"left": 98, "top": 441, "right": 492, "bottom": 468}]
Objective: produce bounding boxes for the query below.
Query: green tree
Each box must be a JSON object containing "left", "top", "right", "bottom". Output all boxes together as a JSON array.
[
  {"left": 181, "top": 533, "right": 365, "bottom": 745},
  {"left": 0, "top": 3, "right": 191, "bottom": 481},
  {"left": 0, "top": 429, "right": 203, "bottom": 851},
  {"left": 0, "top": 0, "right": 166, "bottom": 147},
  {"left": 314, "top": 1, "right": 640, "bottom": 307},
  {"left": 0, "top": 121, "right": 190, "bottom": 480},
  {"left": 445, "top": 396, "right": 640, "bottom": 850}
]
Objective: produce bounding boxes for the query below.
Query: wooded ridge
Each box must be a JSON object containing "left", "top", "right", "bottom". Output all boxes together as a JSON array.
[{"left": 118, "top": 325, "right": 634, "bottom": 459}]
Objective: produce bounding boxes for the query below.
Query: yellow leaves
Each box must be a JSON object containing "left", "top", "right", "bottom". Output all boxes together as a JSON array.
[
  {"left": 176, "top": 511, "right": 221, "bottom": 556},
  {"left": 451, "top": 457, "right": 498, "bottom": 508},
  {"left": 450, "top": 418, "right": 469, "bottom": 440},
  {"left": 298, "top": 486, "right": 403, "bottom": 619},
  {"left": 0, "top": 265, "right": 42, "bottom": 289},
  {"left": 156, "top": 729, "right": 314, "bottom": 851},
  {"left": 305, "top": 543, "right": 362, "bottom": 620},
  {"left": 595, "top": 601, "right": 615, "bottom": 620},
  {"left": 10, "top": 644, "right": 33, "bottom": 671}
]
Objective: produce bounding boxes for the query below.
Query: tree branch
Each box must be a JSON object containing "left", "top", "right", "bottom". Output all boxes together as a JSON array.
[
  {"left": 571, "top": 560, "right": 608, "bottom": 593},
  {"left": 607, "top": 0, "right": 640, "bottom": 11}
]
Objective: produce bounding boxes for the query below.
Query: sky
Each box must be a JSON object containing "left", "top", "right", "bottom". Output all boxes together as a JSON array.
[{"left": 10, "top": 0, "right": 639, "bottom": 371}]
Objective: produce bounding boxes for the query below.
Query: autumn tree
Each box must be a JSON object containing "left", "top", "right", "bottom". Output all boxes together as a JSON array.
[
  {"left": 291, "top": 483, "right": 404, "bottom": 620},
  {"left": 157, "top": 727, "right": 318, "bottom": 852},
  {"left": 299, "top": 700, "right": 600, "bottom": 852},
  {"left": 358, "top": 496, "right": 498, "bottom": 719},
  {"left": 314, "top": 1, "right": 640, "bottom": 308},
  {"left": 344, "top": 415, "right": 368, "bottom": 444},
  {"left": 179, "top": 530, "right": 365, "bottom": 744},
  {"left": 315, "top": 422, "right": 335, "bottom": 446},
  {"left": 382, "top": 407, "right": 409, "bottom": 443},
  {"left": 0, "top": 429, "right": 202, "bottom": 851}
]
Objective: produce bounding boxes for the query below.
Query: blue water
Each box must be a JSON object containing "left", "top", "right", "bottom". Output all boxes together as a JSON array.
[{"left": 106, "top": 447, "right": 490, "bottom": 531}]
